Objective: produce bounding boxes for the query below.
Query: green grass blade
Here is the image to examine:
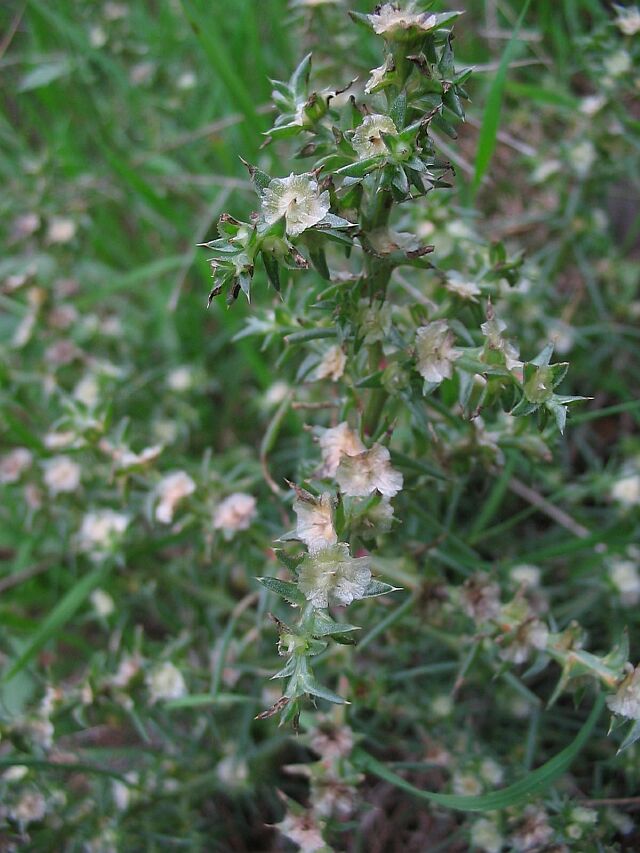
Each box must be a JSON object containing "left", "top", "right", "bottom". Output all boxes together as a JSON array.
[
  {"left": 3, "top": 566, "right": 107, "bottom": 683},
  {"left": 472, "top": 0, "right": 532, "bottom": 196},
  {"left": 179, "top": 0, "right": 264, "bottom": 153},
  {"left": 354, "top": 693, "right": 604, "bottom": 812}
]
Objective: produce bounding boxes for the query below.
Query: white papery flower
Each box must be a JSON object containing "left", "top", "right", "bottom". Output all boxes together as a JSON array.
[
  {"left": 611, "top": 473, "right": 640, "bottom": 507},
  {"left": 500, "top": 618, "right": 549, "bottom": 664},
  {"left": 46, "top": 216, "right": 76, "bottom": 244},
  {"left": 43, "top": 455, "right": 81, "bottom": 495},
  {"left": 615, "top": 4, "right": 640, "bottom": 35},
  {"left": 90, "top": 588, "right": 115, "bottom": 617},
  {"left": 74, "top": 374, "right": 100, "bottom": 408},
  {"left": 415, "top": 320, "right": 461, "bottom": 384},
  {"left": 293, "top": 491, "right": 337, "bottom": 553},
  {"left": 146, "top": 661, "right": 187, "bottom": 704},
  {"left": 314, "top": 345, "right": 346, "bottom": 382},
  {"left": 364, "top": 55, "right": 394, "bottom": 94},
  {"left": 604, "top": 49, "right": 632, "bottom": 77},
  {"left": 0, "top": 447, "right": 33, "bottom": 483},
  {"left": 112, "top": 444, "right": 162, "bottom": 471},
  {"left": 351, "top": 114, "right": 397, "bottom": 159},
  {"left": 446, "top": 275, "right": 481, "bottom": 302},
  {"left": 336, "top": 444, "right": 403, "bottom": 498},
  {"left": 580, "top": 94, "right": 606, "bottom": 116},
  {"left": 167, "top": 365, "right": 193, "bottom": 391},
  {"left": 366, "top": 4, "right": 441, "bottom": 38},
  {"left": 510, "top": 564, "right": 541, "bottom": 589},
  {"left": 511, "top": 806, "right": 553, "bottom": 852},
  {"left": 610, "top": 559, "right": 640, "bottom": 606},
  {"left": 276, "top": 811, "right": 326, "bottom": 853},
  {"left": 481, "top": 315, "right": 522, "bottom": 371},
  {"left": 461, "top": 575, "right": 501, "bottom": 623},
  {"left": 155, "top": 471, "right": 196, "bottom": 524},
  {"left": 470, "top": 818, "right": 504, "bottom": 853},
  {"left": 10, "top": 790, "right": 47, "bottom": 826},
  {"left": 213, "top": 492, "right": 257, "bottom": 535},
  {"left": 568, "top": 140, "right": 596, "bottom": 178},
  {"left": 319, "top": 422, "right": 365, "bottom": 477},
  {"left": 298, "top": 543, "right": 371, "bottom": 608},
  {"left": 607, "top": 666, "right": 640, "bottom": 719},
  {"left": 261, "top": 173, "right": 330, "bottom": 236},
  {"left": 77, "top": 510, "right": 130, "bottom": 556}
]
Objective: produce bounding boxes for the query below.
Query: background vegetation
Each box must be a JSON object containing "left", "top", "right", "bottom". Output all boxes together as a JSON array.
[{"left": 1, "top": 0, "right": 639, "bottom": 850}]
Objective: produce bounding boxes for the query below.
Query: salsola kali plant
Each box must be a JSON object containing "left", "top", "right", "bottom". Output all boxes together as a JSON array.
[{"left": 201, "top": 0, "right": 640, "bottom": 746}]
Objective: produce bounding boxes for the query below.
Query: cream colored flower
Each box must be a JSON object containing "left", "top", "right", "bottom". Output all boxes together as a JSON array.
[
  {"left": 500, "top": 618, "right": 549, "bottom": 664},
  {"left": 213, "top": 492, "right": 256, "bottom": 535},
  {"left": 335, "top": 444, "right": 403, "bottom": 497},
  {"left": 314, "top": 344, "right": 346, "bottom": 382},
  {"left": 261, "top": 173, "right": 330, "bottom": 236},
  {"left": 511, "top": 806, "right": 553, "bottom": 853},
  {"left": 46, "top": 216, "right": 76, "bottom": 244},
  {"left": 364, "top": 55, "right": 394, "bottom": 94},
  {"left": 293, "top": 491, "right": 337, "bottom": 553},
  {"left": 366, "top": 4, "right": 441, "bottom": 38},
  {"left": 481, "top": 315, "right": 522, "bottom": 371},
  {"left": 0, "top": 447, "right": 33, "bottom": 484},
  {"left": 77, "top": 510, "right": 130, "bottom": 556},
  {"left": 90, "top": 588, "right": 115, "bottom": 617},
  {"left": 604, "top": 49, "right": 632, "bottom": 77},
  {"left": 74, "top": 374, "right": 100, "bottom": 408},
  {"left": 611, "top": 473, "right": 640, "bottom": 507},
  {"left": 415, "top": 320, "right": 461, "bottom": 384},
  {"left": 44, "top": 430, "right": 76, "bottom": 450},
  {"left": 461, "top": 575, "right": 501, "bottom": 623},
  {"left": 351, "top": 114, "right": 397, "bottom": 159},
  {"left": 607, "top": 666, "right": 640, "bottom": 719},
  {"left": 155, "top": 471, "right": 196, "bottom": 524},
  {"left": 470, "top": 818, "right": 504, "bottom": 853},
  {"left": 276, "top": 811, "right": 326, "bottom": 853},
  {"left": 510, "top": 564, "right": 541, "bottom": 589},
  {"left": 43, "top": 455, "right": 81, "bottom": 495},
  {"left": 580, "top": 94, "right": 606, "bottom": 116},
  {"left": 319, "top": 422, "right": 365, "bottom": 477},
  {"left": 167, "top": 365, "right": 194, "bottom": 391},
  {"left": 101, "top": 441, "right": 162, "bottom": 472},
  {"left": 446, "top": 274, "right": 481, "bottom": 302},
  {"left": 615, "top": 4, "right": 640, "bottom": 35},
  {"left": 146, "top": 661, "right": 187, "bottom": 704},
  {"left": 298, "top": 543, "right": 371, "bottom": 608},
  {"left": 610, "top": 559, "right": 640, "bottom": 606},
  {"left": 568, "top": 140, "right": 596, "bottom": 178},
  {"left": 10, "top": 790, "right": 47, "bottom": 826}
]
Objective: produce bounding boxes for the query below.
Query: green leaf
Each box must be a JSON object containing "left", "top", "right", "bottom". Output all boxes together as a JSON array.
[
  {"left": 239, "top": 158, "right": 272, "bottom": 194},
  {"left": 390, "top": 91, "right": 407, "bottom": 130},
  {"left": 472, "top": 0, "right": 532, "bottom": 195},
  {"left": 618, "top": 719, "right": 640, "bottom": 754},
  {"left": 361, "top": 579, "right": 402, "bottom": 599},
  {"left": 256, "top": 576, "right": 305, "bottom": 606},
  {"left": 311, "top": 610, "right": 361, "bottom": 638},
  {"left": 354, "top": 694, "right": 605, "bottom": 812},
  {"left": 290, "top": 52, "right": 312, "bottom": 100},
  {"left": 19, "top": 60, "right": 73, "bottom": 92},
  {"left": 262, "top": 253, "right": 281, "bottom": 292},
  {"left": 3, "top": 567, "right": 107, "bottom": 683},
  {"left": 164, "top": 693, "right": 258, "bottom": 709},
  {"left": 336, "top": 155, "right": 383, "bottom": 178},
  {"left": 302, "top": 674, "right": 347, "bottom": 705}
]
